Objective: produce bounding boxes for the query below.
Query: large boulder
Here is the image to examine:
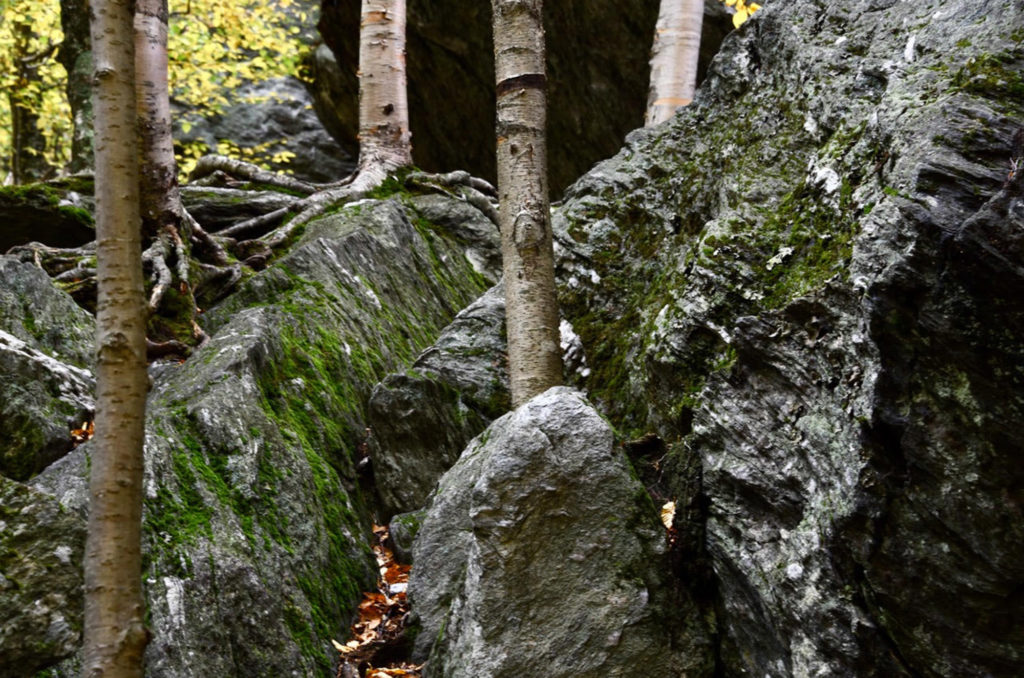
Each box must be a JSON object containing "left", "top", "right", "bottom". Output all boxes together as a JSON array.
[
  {"left": 0, "top": 256, "right": 94, "bottom": 367},
  {"left": 367, "top": 284, "right": 508, "bottom": 518},
  {"left": 548, "top": 0, "right": 1024, "bottom": 675},
  {"left": 0, "top": 477, "right": 85, "bottom": 677},
  {"left": 409, "top": 387, "right": 677, "bottom": 677},
  {"left": 367, "top": 280, "right": 592, "bottom": 519},
  {"left": 0, "top": 181, "right": 95, "bottom": 253},
  {"left": 26, "top": 194, "right": 496, "bottom": 677},
  {"left": 0, "top": 257, "right": 95, "bottom": 481},
  {"left": 315, "top": 0, "right": 733, "bottom": 193},
  {"left": 175, "top": 77, "right": 354, "bottom": 184},
  {"left": 0, "top": 332, "right": 93, "bottom": 482}
]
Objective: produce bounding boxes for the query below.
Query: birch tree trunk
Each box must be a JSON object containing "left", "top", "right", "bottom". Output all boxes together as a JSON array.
[
  {"left": 134, "top": 0, "right": 180, "bottom": 240},
  {"left": 492, "top": 0, "right": 563, "bottom": 406},
  {"left": 355, "top": 0, "right": 413, "bottom": 186},
  {"left": 646, "top": 0, "right": 704, "bottom": 126},
  {"left": 83, "top": 0, "right": 149, "bottom": 675}
]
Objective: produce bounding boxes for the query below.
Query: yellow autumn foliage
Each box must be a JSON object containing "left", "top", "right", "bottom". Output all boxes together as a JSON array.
[
  {"left": 723, "top": 0, "right": 763, "bottom": 28},
  {"left": 0, "top": 0, "right": 306, "bottom": 181},
  {"left": 0, "top": 0, "right": 70, "bottom": 176}
]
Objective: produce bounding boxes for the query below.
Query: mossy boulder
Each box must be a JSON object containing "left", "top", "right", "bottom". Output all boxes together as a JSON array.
[
  {"left": 0, "top": 180, "right": 94, "bottom": 253},
  {"left": 0, "top": 476, "right": 85, "bottom": 678},
  {"left": 545, "top": 0, "right": 1024, "bottom": 675},
  {"left": 28, "top": 194, "right": 497, "bottom": 677},
  {"left": 0, "top": 257, "right": 95, "bottom": 482}
]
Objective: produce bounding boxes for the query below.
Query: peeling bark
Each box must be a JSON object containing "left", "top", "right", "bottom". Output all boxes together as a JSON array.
[
  {"left": 357, "top": 0, "right": 413, "bottom": 176},
  {"left": 134, "top": 0, "right": 179, "bottom": 241}
]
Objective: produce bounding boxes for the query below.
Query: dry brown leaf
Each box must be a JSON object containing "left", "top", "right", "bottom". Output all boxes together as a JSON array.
[
  {"left": 384, "top": 562, "right": 410, "bottom": 584},
  {"left": 660, "top": 501, "right": 676, "bottom": 529},
  {"left": 333, "top": 524, "right": 420, "bottom": 676},
  {"left": 70, "top": 420, "right": 94, "bottom": 448}
]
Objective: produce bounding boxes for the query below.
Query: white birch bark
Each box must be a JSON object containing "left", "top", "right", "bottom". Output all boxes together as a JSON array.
[
  {"left": 492, "top": 0, "right": 563, "bottom": 406},
  {"left": 84, "top": 0, "right": 149, "bottom": 676},
  {"left": 356, "top": 0, "right": 413, "bottom": 185},
  {"left": 646, "top": 0, "right": 705, "bottom": 126}
]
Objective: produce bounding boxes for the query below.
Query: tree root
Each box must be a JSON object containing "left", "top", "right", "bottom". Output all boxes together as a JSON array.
[
  {"left": 194, "top": 158, "right": 500, "bottom": 257},
  {"left": 406, "top": 170, "right": 499, "bottom": 228},
  {"left": 189, "top": 154, "right": 317, "bottom": 195},
  {"left": 4, "top": 155, "right": 496, "bottom": 361},
  {"left": 8, "top": 241, "right": 97, "bottom": 276}
]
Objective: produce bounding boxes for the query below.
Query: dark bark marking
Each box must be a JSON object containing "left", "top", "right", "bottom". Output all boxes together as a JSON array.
[{"left": 496, "top": 72, "right": 546, "bottom": 97}]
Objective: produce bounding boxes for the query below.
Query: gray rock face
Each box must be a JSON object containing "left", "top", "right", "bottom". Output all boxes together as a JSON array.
[
  {"left": 24, "top": 195, "right": 494, "bottom": 677},
  {"left": 368, "top": 285, "right": 508, "bottom": 517},
  {"left": 0, "top": 259, "right": 92, "bottom": 670},
  {"left": 181, "top": 185, "right": 299, "bottom": 231},
  {"left": 387, "top": 509, "right": 424, "bottom": 565},
  {"left": 0, "top": 184, "right": 94, "bottom": 253},
  {"left": 0, "top": 256, "right": 94, "bottom": 368},
  {"left": 409, "top": 387, "right": 676, "bottom": 677},
  {"left": 547, "top": 0, "right": 1024, "bottom": 675},
  {"left": 175, "top": 77, "right": 353, "bottom": 184},
  {"left": 346, "top": 193, "right": 503, "bottom": 519},
  {"left": 0, "top": 257, "right": 95, "bottom": 481},
  {"left": 0, "top": 332, "right": 94, "bottom": 481},
  {"left": 0, "top": 476, "right": 85, "bottom": 677}
]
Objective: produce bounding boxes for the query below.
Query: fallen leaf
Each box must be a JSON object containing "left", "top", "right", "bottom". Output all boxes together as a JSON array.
[
  {"left": 660, "top": 501, "right": 676, "bottom": 529},
  {"left": 70, "top": 420, "right": 94, "bottom": 448},
  {"left": 331, "top": 639, "right": 357, "bottom": 654}
]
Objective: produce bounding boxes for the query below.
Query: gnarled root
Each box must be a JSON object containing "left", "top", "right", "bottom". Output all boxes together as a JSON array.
[
  {"left": 196, "top": 158, "right": 500, "bottom": 257},
  {"left": 189, "top": 154, "right": 316, "bottom": 195},
  {"left": 405, "top": 170, "right": 499, "bottom": 227}
]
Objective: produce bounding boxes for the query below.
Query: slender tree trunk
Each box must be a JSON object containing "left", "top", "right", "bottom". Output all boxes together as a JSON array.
[
  {"left": 83, "top": 0, "right": 149, "bottom": 675},
  {"left": 646, "top": 0, "right": 704, "bottom": 126},
  {"left": 60, "top": 0, "right": 95, "bottom": 173},
  {"left": 492, "top": 0, "right": 562, "bottom": 406},
  {"left": 355, "top": 0, "right": 412, "bottom": 185},
  {"left": 134, "top": 0, "right": 182, "bottom": 239},
  {"left": 9, "top": 20, "right": 53, "bottom": 183}
]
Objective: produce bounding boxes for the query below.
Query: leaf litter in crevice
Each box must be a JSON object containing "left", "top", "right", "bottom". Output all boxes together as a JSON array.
[
  {"left": 333, "top": 524, "right": 421, "bottom": 678},
  {"left": 70, "top": 420, "right": 94, "bottom": 448}
]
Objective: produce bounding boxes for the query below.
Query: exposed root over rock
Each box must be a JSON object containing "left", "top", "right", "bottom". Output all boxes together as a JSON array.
[
  {"left": 190, "top": 155, "right": 499, "bottom": 253},
  {"left": 3, "top": 156, "right": 497, "bottom": 361}
]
